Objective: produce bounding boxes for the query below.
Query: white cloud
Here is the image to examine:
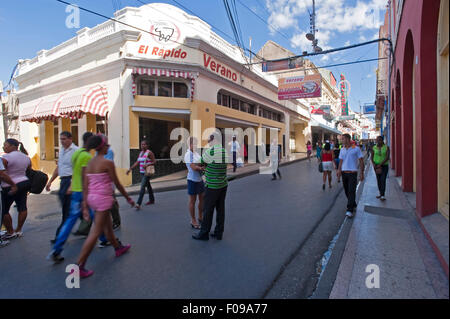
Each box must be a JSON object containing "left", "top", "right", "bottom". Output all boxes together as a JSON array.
[
  {"left": 344, "top": 40, "right": 351, "bottom": 46},
  {"left": 367, "top": 73, "right": 373, "bottom": 78},
  {"left": 265, "top": 0, "right": 387, "bottom": 50}
]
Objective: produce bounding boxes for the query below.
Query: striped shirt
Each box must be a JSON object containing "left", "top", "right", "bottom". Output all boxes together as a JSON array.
[{"left": 201, "top": 144, "right": 228, "bottom": 189}]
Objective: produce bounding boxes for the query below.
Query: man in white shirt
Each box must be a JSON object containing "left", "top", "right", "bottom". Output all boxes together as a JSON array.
[
  {"left": 0, "top": 157, "right": 18, "bottom": 247},
  {"left": 228, "top": 136, "right": 240, "bottom": 172},
  {"left": 337, "top": 134, "right": 365, "bottom": 218},
  {"left": 45, "top": 131, "right": 79, "bottom": 243},
  {"left": 184, "top": 137, "right": 204, "bottom": 229}
]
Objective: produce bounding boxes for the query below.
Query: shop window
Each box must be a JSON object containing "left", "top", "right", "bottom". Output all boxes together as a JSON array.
[
  {"left": 158, "top": 81, "right": 172, "bottom": 97},
  {"left": 139, "top": 79, "right": 155, "bottom": 96},
  {"left": 53, "top": 120, "right": 59, "bottom": 159},
  {"left": 96, "top": 115, "right": 107, "bottom": 134},
  {"left": 70, "top": 119, "right": 79, "bottom": 146},
  {"left": 217, "top": 92, "right": 222, "bottom": 105},
  {"left": 173, "top": 82, "right": 188, "bottom": 98}
]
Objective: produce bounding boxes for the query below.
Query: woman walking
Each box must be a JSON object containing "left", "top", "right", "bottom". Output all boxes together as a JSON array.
[
  {"left": 306, "top": 141, "right": 312, "bottom": 162},
  {"left": 127, "top": 140, "right": 156, "bottom": 210},
  {"left": 184, "top": 137, "right": 204, "bottom": 229},
  {"left": 316, "top": 141, "right": 322, "bottom": 162},
  {"left": 371, "top": 136, "right": 390, "bottom": 201},
  {"left": 320, "top": 142, "right": 334, "bottom": 190},
  {"left": 333, "top": 142, "right": 341, "bottom": 183},
  {"left": 76, "top": 134, "right": 135, "bottom": 278},
  {"left": 1, "top": 139, "right": 31, "bottom": 239}
]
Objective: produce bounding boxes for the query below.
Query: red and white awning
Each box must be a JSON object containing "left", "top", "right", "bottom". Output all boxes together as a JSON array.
[
  {"left": 58, "top": 85, "right": 109, "bottom": 119},
  {"left": 131, "top": 68, "right": 197, "bottom": 101},
  {"left": 20, "top": 84, "right": 109, "bottom": 122}
]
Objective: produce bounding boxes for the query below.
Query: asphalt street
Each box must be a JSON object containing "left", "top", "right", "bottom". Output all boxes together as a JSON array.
[{"left": 0, "top": 159, "right": 349, "bottom": 298}]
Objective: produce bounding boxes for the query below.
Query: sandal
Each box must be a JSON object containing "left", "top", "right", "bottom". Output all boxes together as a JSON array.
[{"left": 191, "top": 223, "right": 200, "bottom": 229}]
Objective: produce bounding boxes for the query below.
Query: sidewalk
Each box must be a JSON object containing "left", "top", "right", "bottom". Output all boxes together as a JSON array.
[
  {"left": 329, "top": 164, "right": 449, "bottom": 299},
  {"left": 119, "top": 152, "right": 308, "bottom": 196}
]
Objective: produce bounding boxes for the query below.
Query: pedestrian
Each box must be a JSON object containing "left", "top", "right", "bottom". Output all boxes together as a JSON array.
[
  {"left": 306, "top": 141, "right": 312, "bottom": 162},
  {"left": 184, "top": 137, "right": 204, "bottom": 229},
  {"left": 0, "top": 157, "right": 18, "bottom": 247},
  {"left": 333, "top": 142, "right": 341, "bottom": 183},
  {"left": 47, "top": 132, "right": 109, "bottom": 263},
  {"left": 75, "top": 134, "right": 135, "bottom": 278},
  {"left": 228, "top": 135, "right": 240, "bottom": 173},
  {"left": 192, "top": 133, "right": 228, "bottom": 241},
  {"left": 46, "top": 131, "right": 78, "bottom": 243},
  {"left": 127, "top": 140, "right": 155, "bottom": 210},
  {"left": 270, "top": 138, "right": 282, "bottom": 180},
  {"left": 316, "top": 142, "right": 322, "bottom": 161},
  {"left": 1, "top": 139, "right": 31, "bottom": 239},
  {"left": 371, "top": 135, "right": 390, "bottom": 201},
  {"left": 320, "top": 142, "right": 334, "bottom": 189},
  {"left": 337, "top": 134, "right": 365, "bottom": 218}
]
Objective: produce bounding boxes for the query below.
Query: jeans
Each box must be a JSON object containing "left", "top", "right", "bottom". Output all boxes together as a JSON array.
[
  {"left": 55, "top": 177, "right": 72, "bottom": 239},
  {"left": 199, "top": 187, "right": 227, "bottom": 236},
  {"left": 376, "top": 165, "right": 389, "bottom": 196},
  {"left": 137, "top": 173, "right": 155, "bottom": 205},
  {"left": 342, "top": 172, "right": 358, "bottom": 213},
  {"left": 53, "top": 191, "right": 106, "bottom": 255}
]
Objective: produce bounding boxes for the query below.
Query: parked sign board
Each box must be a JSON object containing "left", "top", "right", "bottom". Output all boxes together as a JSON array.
[{"left": 278, "top": 74, "right": 322, "bottom": 100}]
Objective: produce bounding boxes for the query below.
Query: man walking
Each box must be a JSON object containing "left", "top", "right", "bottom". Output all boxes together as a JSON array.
[
  {"left": 0, "top": 159, "right": 18, "bottom": 247},
  {"left": 228, "top": 135, "right": 240, "bottom": 173},
  {"left": 45, "top": 131, "right": 78, "bottom": 243},
  {"left": 192, "top": 133, "right": 228, "bottom": 241},
  {"left": 337, "top": 134, "right": 365, "bottom": 218},
  {"left": 270, "top": 138, "right": 282, "bottom": 180},
  {"left": 47, "top": 132, "right": 107, "bottom": 263},
  {"left": 371, "top": 135, "right": 390, "bottom": 201}
]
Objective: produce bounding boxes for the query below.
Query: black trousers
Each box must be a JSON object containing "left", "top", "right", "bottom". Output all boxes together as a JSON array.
[
  {"left": 342, "top": 172, "right": 358, "bottom": 213},
  {"left": 199, "top": 187, "right": 227, "bottom": 236},
  {"left": 55, "top": 176, "right": 72, "bottom": 239},
  {"left": 376, "top": 165, "right": 389, "bottom": 196},
  {"left": 233, "top": 151, "right": 237, "bottom": 172}
]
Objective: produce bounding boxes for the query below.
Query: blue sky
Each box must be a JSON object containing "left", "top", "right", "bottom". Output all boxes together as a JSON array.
[{"left": 0, "top": 0, "right": 387, "bottom": 112}]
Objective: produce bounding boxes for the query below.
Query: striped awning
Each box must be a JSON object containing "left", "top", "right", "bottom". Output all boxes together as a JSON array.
[
  {"left": 20, "top": 84, "right": 109, "bottom": 122},
  {"left": 131, "top": 68, "right": 197, "bottom": 101},
  {"left": 58, "top": 85, "right": 109, "bottom": 119}
]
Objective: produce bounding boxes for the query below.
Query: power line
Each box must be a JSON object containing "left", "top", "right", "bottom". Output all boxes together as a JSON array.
[{"left": 235, "top": 0, "right": 292, "bottom": 43}]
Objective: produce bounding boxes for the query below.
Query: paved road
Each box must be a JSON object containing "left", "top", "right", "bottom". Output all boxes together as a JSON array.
[{"left": 0, "top": 159, "right": 349, "bottom": 298}]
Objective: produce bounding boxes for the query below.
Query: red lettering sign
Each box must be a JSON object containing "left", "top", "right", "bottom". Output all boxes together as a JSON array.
[
  {"left": 138, "top": 45, "right": 188, "bottom": 60},
  {"left": 203, "top": 53, "right": 238, "bottom": 83}
]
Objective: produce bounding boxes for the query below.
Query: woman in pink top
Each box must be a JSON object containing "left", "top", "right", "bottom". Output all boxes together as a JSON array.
[
  {"left": 76, "top": 134, "right": 135, "bottom": 278},
  {"left": 1, "top": 139, "right": 31, "bottom": 239}
]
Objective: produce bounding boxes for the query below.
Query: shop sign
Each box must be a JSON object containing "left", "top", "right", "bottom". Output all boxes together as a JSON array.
[
  {"left": 203, "top": 53, "right": 239, "bottom": 83},
  {"left": 363, "top": 104, "right": 376, "bottom": 114},
  {"left": 278, "top": 74, "right": 322, "bottom": 100},
  {"left": 261, "top": 57, "right": 304, "bottom": 72}
]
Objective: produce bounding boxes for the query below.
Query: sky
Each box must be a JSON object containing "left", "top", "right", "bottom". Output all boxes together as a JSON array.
[{"left": 0, "top": 0, "right": 387, "bottom": 112}]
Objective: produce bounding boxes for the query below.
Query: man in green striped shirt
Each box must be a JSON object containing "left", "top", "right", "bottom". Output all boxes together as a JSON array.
[{"left": 192, "top": 133, "right": 228, "bottom": 241}]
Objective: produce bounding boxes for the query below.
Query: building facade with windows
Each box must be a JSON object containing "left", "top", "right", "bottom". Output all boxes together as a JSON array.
[{"left": 16, "top": 3, "right": 310, "bottom": 186}]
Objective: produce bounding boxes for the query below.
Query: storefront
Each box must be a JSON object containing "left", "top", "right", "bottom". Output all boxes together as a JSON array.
[{"left": 17, "top": 3, "right": 309, "bottom": 186}]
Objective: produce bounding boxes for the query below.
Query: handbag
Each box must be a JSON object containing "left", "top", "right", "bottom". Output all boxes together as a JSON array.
[
  {"left": 26, "top": 168, "right": 49, "bottom": 194},
  {"left": 318, "top": 162, "right": 323, "bottom": 173},
  {"left": 145, "top": 165, "right": 155, "bottom": 176}
]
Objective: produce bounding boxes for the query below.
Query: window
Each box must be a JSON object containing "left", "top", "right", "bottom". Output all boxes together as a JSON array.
[
  {"left": 222, "top": 95, "right": 230, "bottom": 107},
  {"left": 158, "top": 81, "right": 172, "bottom": 97},
  {"left": 139, "top": 79, "right": 155, "bottom": 96},
  {"left": 217, "top": 92, "right": 222, "bottom": 105},
  {"left": 53, "top": 120, "right": 59, "bottom": 159},
  {"left": 231, "top": 98, "right": 240, "bottom": 110},
  {"left": 248, "top": 104, "right": 255, "bottom": 115},
  {"left": 71, "top": 119, "right": 79, "bottom": 146},
  {"left": 173, "top": 82, "right": 188, "bottom": 98},
  {"left": 240, "top": 102, "right": 249, "bottom": 113},
  {"left": 96, "top": 115, "right": 107, "bottom": 134}
]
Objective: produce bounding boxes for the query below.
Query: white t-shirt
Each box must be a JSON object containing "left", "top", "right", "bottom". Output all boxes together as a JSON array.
[
  {"left": 184, "top": 150, "right": 202, "bottom": 182},
  {"left": 229, "top": 141, "right": 240, "bottom": 153},
  {"left": 339, "top": 146, "right": 363, "bottom": 172}
]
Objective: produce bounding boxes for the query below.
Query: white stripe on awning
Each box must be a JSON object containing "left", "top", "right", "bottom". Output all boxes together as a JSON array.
[
  {"left": 215, "top": 115, "right": 259, "bottom": 127},
  {"left": 132, "top": 106, "right": 191, "bottom": 115}
]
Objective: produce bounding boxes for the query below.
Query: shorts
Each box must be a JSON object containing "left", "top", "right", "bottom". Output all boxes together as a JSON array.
[
  {"left": 187, "top": 180, "right": 205, "bottom": 195},
  {"left": 1, "top": 180, "right": 31, "bottom": 215},
  {"left": 322, "top": 161, "right": 334, "bottom": 172}
]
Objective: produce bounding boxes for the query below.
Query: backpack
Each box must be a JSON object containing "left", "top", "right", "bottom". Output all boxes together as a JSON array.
[{"left": 26, "top": 168, "right": 49, "bottom": 194}]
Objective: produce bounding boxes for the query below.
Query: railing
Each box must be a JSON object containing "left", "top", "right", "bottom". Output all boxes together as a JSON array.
[{"left": 88, "top": 20, "right": 116, "bottom": 42}]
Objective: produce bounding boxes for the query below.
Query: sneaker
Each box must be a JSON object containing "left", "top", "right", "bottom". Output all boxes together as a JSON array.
[
  {"left": 345, "top": 211, "right": 354, "bottom": 218},
  {"left": 145, "top": 201, "right": 155, "bottom": 205},
  {"left": 115, "top": 244, "right": 131, "bottom": 257},
  {"left": 0, "top": 239, "right": 9, "bottom": 248},
  {"left": 46, "top": 251, "right": 64, "bottom": 264},
  {"left": 376, "top": 195, "right": 382, "bottom": 199},
  {"left": 98, "top": 240, "right": 112, "bottom": 248},
  {"left": 77, "top": 267, "right": 94, "bottom": 279},
  {"left": 2, "top": 233, "right": 17, "bottom": 240},
  {"left": 380, "top": 196, "right": 386, "bottom": 201},
  {"left": 14, "top": 231, "right": 23, "bottom": 238},
  {"left": 112, "top": 224, "right": 121, "bottom": 231}
]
